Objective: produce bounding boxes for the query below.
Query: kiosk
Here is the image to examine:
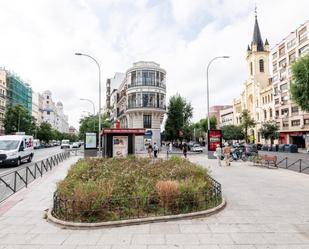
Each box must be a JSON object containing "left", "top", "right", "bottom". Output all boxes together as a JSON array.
[
  {"left": 207, "top": 129, "right": 222, "bottom": 159},
  {"left": 101, "top": 128, "right": 145, "bottom": 157}
]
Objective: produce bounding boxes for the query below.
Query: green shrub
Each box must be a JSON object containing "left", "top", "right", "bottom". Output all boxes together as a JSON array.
[{"left": 54, "top": 156, "right": 217, "bottom": 222}]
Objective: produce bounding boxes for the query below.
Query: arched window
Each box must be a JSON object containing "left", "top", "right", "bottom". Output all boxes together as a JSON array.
[{"left": 259, "top": 59, "right": 264, "bottom": 72}]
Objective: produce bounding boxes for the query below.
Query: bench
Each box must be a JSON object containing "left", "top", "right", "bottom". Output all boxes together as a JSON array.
[{"left": 253, "top": 155, "right": 278, "bottom": 169}]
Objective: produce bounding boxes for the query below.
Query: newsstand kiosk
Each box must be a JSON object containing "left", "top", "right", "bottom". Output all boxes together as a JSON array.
[{"left": 101, "top": 128, "right": 145, "bottom": 157}]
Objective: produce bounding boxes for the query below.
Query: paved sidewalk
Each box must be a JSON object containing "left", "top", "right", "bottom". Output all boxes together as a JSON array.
[{"left": 0, "top": 155, "right": 309, "bottom": 248}]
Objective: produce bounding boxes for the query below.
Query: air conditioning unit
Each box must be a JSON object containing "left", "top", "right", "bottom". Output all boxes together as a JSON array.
[
  {"left": 280, "top": 101, "right": 284, "bottom": 105},
  {"left": 300, "top": 125, "right": 304, "bottom": 129}
]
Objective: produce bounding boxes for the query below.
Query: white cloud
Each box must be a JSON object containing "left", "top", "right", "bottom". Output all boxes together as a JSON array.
[{"left": 0, "top": 0, "right": 308, "bottom": 129}]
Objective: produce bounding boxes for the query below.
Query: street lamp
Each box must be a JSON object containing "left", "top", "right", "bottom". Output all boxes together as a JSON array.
[
  {"left": 206, "top": 56, "right": 230, "bottom": 131},
  {"left": 75, "top": 53, "right": 102, "bottom": 156}
]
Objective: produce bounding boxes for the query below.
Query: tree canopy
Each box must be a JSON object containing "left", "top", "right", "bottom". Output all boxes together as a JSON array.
[
  {"left": 4, "top": 104, "right": 32, "bottom": 135},
  {"left": 79, "top": 113, "right": 111, "bottom": 140},
  {"left": 221, "top": 125, "right": 244, "bottom": 141},
  {"left": 240, "top": 109, "right": 256, "bottom": 142},
  {"left": 290, "top": 53, "right": 309, "bottom": 111},
  {"left": 164, "top": 94, "right": 193, "bottom": 141},
  {"left": 259, "top": 121, "right": 279, "bottom": 145}
]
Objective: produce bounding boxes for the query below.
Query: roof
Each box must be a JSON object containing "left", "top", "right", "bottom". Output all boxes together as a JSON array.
[{"left": 252, "top": 16, "right": 264, "bottom": 51}]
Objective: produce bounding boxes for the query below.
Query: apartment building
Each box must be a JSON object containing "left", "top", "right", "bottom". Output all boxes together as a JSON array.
[
  {"left": 106, "top": 61, "right": 166, "bottom": 151},
  {"left": 42, "top": 90, "right": 69, "bottom": 133},
  {"left": 210, "top": 105, "right": 232, "bottom": 128},
  {"left": 233, "top": 13, "right": 274, "bottom": 143},
  {"left": 0, "top": 69, "right": 7, "bottom": 134},
  {"left": 219, "top": 107, "right": 234, "bottom": 127},
  {"left": 32, "top": 91, "right": 44, "bottom": 125},
  {"left": 271, "top": 20, "right": 309, "bottom": 148}
]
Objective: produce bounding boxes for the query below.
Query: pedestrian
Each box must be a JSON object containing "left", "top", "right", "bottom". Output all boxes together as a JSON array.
[
  {"left": 147, "top": 144, "right": 153, "bottom": 158},
  {"left": 169, "top": 142, "right": 172, "bottom": 153},
  {"left": 183, "top": 142, "right": 188, "bottom": 158},
  {"left": 215, "top": 144, "right": 222, "bottom": 167},
  {"left": 153, "top": 142, "right": 158, "bottom": 158},
  {"left": 223, "top": 143, "right": 231, "bottom": 166}
]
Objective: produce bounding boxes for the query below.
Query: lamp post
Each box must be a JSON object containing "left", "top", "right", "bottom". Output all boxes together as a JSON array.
[
  {"left": 206, "top": 56, "right": 230, "bottom": 131},
  {"left": 75, "top": 53, "right": 102, "bottom": 156},
  {"left": 80, "top": 98, "right": 96, "bottom": 131}
]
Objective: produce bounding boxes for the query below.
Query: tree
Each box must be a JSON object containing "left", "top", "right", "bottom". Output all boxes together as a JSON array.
[
  {"left": 259, "top": 121, "right": 279, "bottom": 145},
  {"left": 290, "top": 54, "right": 309, "bottom": 111},
  {"left": 37, "top": 122, "right": 53, "bottom": 143},
  {"left": 221, "top": 125, "right": 244, "bottom": 141},
  {"left": 198, "top": 116, "right": 217, "bottom": 133},
  {"left": 240, "top": 109, "right": 256, "bottom": 143},
  {"left": 164, "top": 94, "right": 193, "bottom": 141},
  {"left": 4, "top": 104, "right": 32, "bottom": 134},
  {"left": 79, "top": 113, "right": 111, "bottom": 140}
]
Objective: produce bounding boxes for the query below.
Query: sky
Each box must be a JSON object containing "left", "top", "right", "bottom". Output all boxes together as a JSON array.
[{"left": 0, "top": 0, "right": 308, "bottom": 129}]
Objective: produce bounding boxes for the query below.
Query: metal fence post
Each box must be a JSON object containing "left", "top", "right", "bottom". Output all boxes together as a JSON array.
[{"left": 299, "top": 159, "right": 302, "bottom": 173}]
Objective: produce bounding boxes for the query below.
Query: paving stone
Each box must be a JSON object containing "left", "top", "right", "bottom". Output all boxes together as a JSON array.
[
  {"left": 165, "top": 234, "right": 199, "bottom": 245},
  {"left": 198, "top": 233, "right": 234, "bottom": 245},
  {"left": 62, "top": 234, "right": 101, "bottom": 245},
  {"left": 131, "top": 234, "right": 165, "bottom": 245},
  {"left": 97, "top": 234, "right": 132, "bottom": 245},
  {"left": 150, "top": 224, "right": 180, "bottom": 234},
  {"left": 29, "top": 233, "right": 70, "bottom": 245},
  {"left": 179, "top": 224, "right": 211, "bottom": 233}
]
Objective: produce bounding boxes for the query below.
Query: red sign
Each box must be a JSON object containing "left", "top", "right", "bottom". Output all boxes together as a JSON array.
[
  {"left": 208, "top": 130, "right": 222, "bottom": 152},
  {"left": 115, "top": 120, "right": 120, "bottom": 129},
  {"left": 102, "top": 128, "right": 145, "bottom": 135}
]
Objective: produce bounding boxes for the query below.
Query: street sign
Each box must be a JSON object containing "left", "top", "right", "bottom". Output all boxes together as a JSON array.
[{"left": 145, "top": 130, "right": 153, "bottom": 137}]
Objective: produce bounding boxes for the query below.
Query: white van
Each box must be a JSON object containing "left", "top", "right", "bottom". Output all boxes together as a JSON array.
[
  {"left": 0, "top": 135, "right": 34, "bottom": 166},
  {"left": 33, "top": 139, "right": 41, "bottom": 149},
  {"left": 60, "top": 139, "right": 70, "bottom": 149}
]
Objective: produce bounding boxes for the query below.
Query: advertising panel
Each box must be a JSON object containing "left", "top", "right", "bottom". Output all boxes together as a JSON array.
[
  {"left": 85, "top": 133, "right": 97, "bottom": 149},
  {"left": 208, "top": 130, "right": 222, "bottom": 152},
  {"left": 113, "top": 136, "right": 128, "bottom": 157}
]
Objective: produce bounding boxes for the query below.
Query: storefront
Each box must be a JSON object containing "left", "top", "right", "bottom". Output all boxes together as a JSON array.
[{"left": 279, "top": 131, "right": 306, "bottom": 148}]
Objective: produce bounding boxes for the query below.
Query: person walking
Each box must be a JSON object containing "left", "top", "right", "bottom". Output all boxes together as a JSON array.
[
  {"left": 153, "top": 142, "right": 158, "bottom": 158},
  {"left": 147, "top": 144, "right": 153, "bottom": 158},
  {"left": 223, "top": 143, "right": 231, "bottom": 166},
  {"left": 169, "top": 142, "right": 172, "bottom": 153},
  {"left": 183, "top": 142, "right": 188, "bottom": 158},
  {"left": 215, "top": 144, "right": 222, "bottom": 166}
]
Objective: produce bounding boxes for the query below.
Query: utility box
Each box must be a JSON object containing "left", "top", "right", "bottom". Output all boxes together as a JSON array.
[{"left": 101, "top": 128, "right": 145, "bottom": 157}]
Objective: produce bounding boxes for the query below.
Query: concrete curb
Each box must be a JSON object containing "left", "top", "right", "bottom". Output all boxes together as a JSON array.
[{"left": 47, "top": 198, "right": 226, "bottom": 229}]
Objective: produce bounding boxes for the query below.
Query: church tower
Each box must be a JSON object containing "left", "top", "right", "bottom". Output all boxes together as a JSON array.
[{"left": 246, "top": 11, "right": 270, "bottom": 90}]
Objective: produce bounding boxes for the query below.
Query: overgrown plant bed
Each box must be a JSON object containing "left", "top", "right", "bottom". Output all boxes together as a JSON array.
[{"left": 53, "top": 156, "right": 222, "bottom": 223}]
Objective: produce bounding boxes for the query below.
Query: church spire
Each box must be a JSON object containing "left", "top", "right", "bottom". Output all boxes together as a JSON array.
[{"left": 251, "top": 7, "right": 264, "bottom": 52}]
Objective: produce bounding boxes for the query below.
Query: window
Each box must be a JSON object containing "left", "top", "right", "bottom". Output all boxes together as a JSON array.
[
  {"left": 276, "top": 110, "right": 279, "bottom": 117},
  {"left": 250, "top": 62, "right": 253, "bottom": 75},
  {"left": 47, "top": 96, "right": 49, "bottom": 99},
  {"left": 275, "top": 98, "right": 279, "bottom": 105},
  {"left": 281, "top": 108, "right": 289, "bottom": 116},
  {"left": 279, "top": 58, "right": 287, "bottom": 68},
  {"left": 259, "top": 59, "right": 264, "bottom": 72},
  {"left": 287, "top": 39, "right": 296, "bottom": 49},
  {"left": 291, "top": 106, "right": 299, "bottom": 113},
  {"left": 289, "top": 52, "right": 296, "bottom": 63},
  {"left": 299, "top": 27, "right": 307, "bottom": 44},
  {"left": 264, "top": 110, "right": 267, "bottom": 119},
  {"left": 143, "top": 115, "right": 152, "bottom": 128},
  {"left": 269, "top": 108, "right": 273, "bottom": 118},
  {"left": 291, "top": 120, "right": 300, "bottom": 126},
  {"left": 46, "top": 101, "right": 49, "bottom": 104},
  {"left": 283, "top": 121, "right": 289, "bottom": 127},
  {"left": 299, "top": 44, "right": 309, "bottom": 56},
  {"left": 279, "top": 45, "right": 285, "bottom": 57},
  {"left": 273, "top": 63, "right": 277, "bottom": 73},
  {"left": 47, "top": 111, "right": 50, "bottom": 115},
  {"left": 272, "top": 52, "right": 277, "bottom": 59},
  {"left": 273, "top": 74, "right": 278, "bottom": 82},
  {"left": 280, "top": 83, "right": 288, "bottom": 91},
  {"left": 304, "top": 119, "right": 309, "bottom": 125}
]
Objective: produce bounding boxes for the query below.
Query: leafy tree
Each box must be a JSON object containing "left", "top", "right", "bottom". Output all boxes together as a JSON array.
[
  {"left": 221, "top": 125, "right": 244, "bottom": 141},
  {"left": 37, "top": 122, "right": 53, "bottom": 142},
  {"left": 240, "top": 109, "right": 256, "bottom": 143},
  {"left": 259, "top": 121, "right": 279, "bottom": 145},
  {"left": 4, "top": 104, "right": 32, "bottom": 134},
  {"left": 290, "top": 54, "right": 309, "bottom": 111},
  {"left": 79, "top": 113, "right": 111, "bottom": 140},
  {"left": 164, "top": 94, "right": 193, "bottom": 141},
  {"left": 198, "top": 116, "right": 217, "bottom": 133}
]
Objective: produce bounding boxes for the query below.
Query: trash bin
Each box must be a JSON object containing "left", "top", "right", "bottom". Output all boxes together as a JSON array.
[
  {"left": 278, "top": 144, "right": 285, "bottom": 152},
  {"left": 290, "top": 144, "right": 298, "bottom": 153},
  {"left": 262, "top": 144, "right": 269, "bottom": 151},
  {"left": 271, "top": 144, "right": 278, "bottom": 152}
]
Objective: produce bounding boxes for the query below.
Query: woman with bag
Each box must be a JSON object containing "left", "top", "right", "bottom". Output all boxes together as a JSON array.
[{"left": 214, "top": 144, "right": 222, "bottom": 167}]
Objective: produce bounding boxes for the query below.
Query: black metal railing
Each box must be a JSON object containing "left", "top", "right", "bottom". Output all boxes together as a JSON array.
[
  {"left": 127, "top": 103, "right": 166, "bottom": 110},
  {"left": 0, "top": 151, "right": 70, "bottom": 203},
  {"left": 276, "top": 157, "right": 309, "bottom": 174},
  {"left": 128, "top": 83, "right": 166, "bottom": 89},
  {"left": 52, "top": 176, "right": 222, "bottom": 223}
]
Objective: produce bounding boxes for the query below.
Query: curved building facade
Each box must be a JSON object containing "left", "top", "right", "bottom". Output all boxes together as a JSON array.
[{"left": 107, "top": 61, "right": 166, "bottom": 151}]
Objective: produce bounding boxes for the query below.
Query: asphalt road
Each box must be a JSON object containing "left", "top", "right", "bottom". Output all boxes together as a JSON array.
[{"left": 0, "top": 146, "right": 63, "bottom": 175}]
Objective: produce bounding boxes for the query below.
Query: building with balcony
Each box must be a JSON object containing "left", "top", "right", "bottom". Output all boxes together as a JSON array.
[
  {"left": 219, "top": 107, "right": 234, "bottom": 127},
  {"left": 0, "top": 69, "right": 7, "bottom": 134},
  {"left": 233, "top": 13, "right": 274, "bottom": 143},
  {"left": 271, "top": 20, "right": 309, "bottom": 148},
  {"left": 106, "top": 61, "right": 166, "bottom": 151},
  {"left": 42, "top": 90, "right": 69, "bottom": 133}
]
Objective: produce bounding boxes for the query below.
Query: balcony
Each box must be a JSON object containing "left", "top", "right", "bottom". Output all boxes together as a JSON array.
[
  {"left": 127, "top": 103, "right": 166, "bottom": 111},
  {"left": 128, "top": 82, "right": 166, "bottom": 89}
]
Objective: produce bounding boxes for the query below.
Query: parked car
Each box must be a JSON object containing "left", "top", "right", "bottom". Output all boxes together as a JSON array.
[
  {"left": 72, "top": 142, "right": 79, "bottom": 148},
  {"left": 191, "top": 144, "right": 203, "bottom": 152},
  {"left": 0, "top": 135, "right": 34, "bottom": 166},
  {"left": 60, "top": 140, "right": 70, "bottom": 149},
  {"left": 33, "top": 139, "right": 41, "bottom": 149}
]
